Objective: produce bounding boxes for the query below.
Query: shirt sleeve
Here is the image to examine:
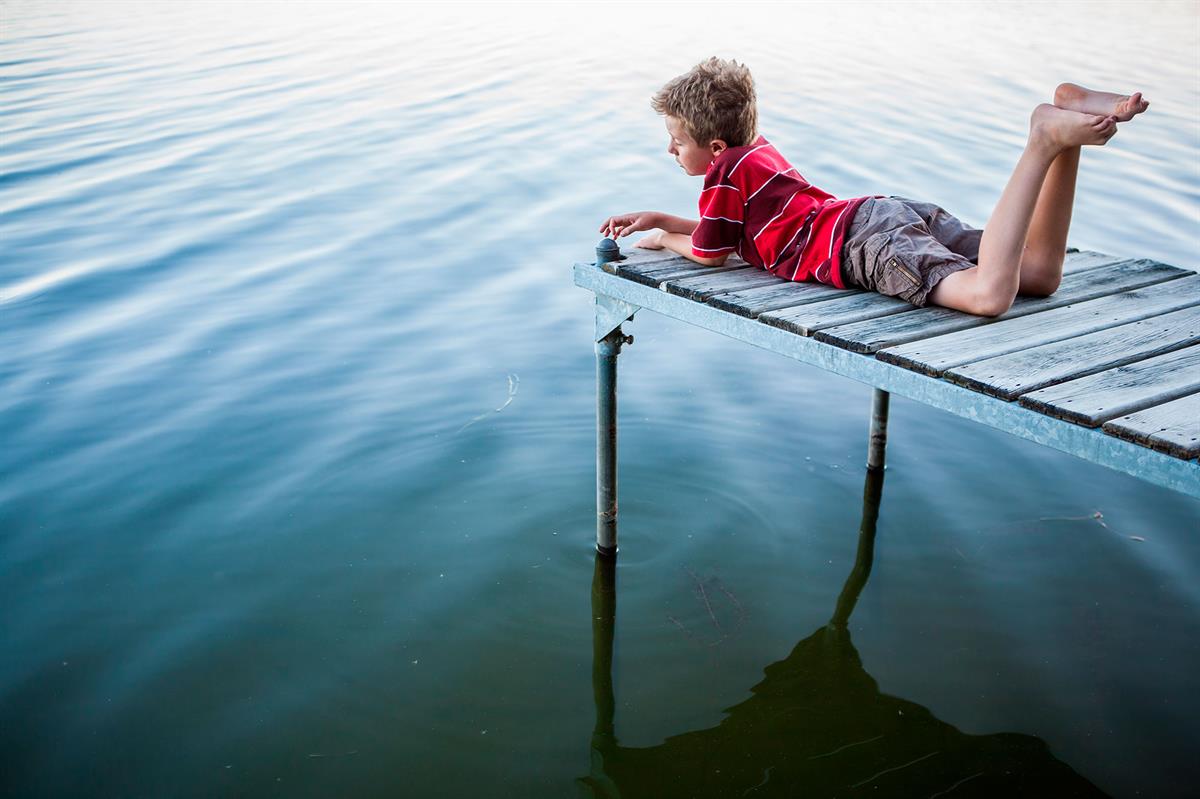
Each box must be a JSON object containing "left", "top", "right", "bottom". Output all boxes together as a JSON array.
[{"left": 691, "top": 175, "right": 743, "bottom": 258}]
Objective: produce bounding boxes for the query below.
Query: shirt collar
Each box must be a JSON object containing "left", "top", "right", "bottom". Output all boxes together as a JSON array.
[{"left": 707, "top": 134, "right": 769, "bottom": 175}]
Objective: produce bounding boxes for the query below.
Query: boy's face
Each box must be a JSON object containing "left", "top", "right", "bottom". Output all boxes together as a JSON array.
[{"left": 665, "top": 116, "right": 726, "bottom": 177}]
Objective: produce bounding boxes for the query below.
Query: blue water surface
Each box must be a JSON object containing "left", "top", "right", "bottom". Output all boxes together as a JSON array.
[{"left": 2, "top": 2, "right": 1199, "bottom": 797}]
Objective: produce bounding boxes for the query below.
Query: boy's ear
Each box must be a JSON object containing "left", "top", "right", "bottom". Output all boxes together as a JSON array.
[{"left": 709, "top": 138, "right": 728, "bottom": 158}]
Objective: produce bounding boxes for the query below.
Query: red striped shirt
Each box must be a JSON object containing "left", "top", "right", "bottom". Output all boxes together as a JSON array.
[{"left": 691, "top": 135, "right": 877, "bottom": 289}]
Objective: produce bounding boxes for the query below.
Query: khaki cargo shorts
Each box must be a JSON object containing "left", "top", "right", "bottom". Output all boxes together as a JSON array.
[{"left": 840, "top": 196, "right": 983, "bottom": 307}]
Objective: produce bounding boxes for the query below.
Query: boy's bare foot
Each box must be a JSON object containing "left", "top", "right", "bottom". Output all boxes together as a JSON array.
[
  {"left": 1030, "top": 103, "right": 1117, "bottom": 151},
  {"left": 1054, "top": 82, "right": 1149, "bottom": 122}
]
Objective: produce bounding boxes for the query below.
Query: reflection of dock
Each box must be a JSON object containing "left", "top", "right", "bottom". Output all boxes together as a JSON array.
[
  {"left": 577, "top": 244, "right": 1199, "bottom": 553},
  {"left": 579, "top": 464, "right": 1110, "bottom": 798}
]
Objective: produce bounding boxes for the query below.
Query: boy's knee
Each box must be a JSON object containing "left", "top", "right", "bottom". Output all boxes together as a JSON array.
[
  {"left": 1020, "top": 274, "right": 1062, "bottom": 298},
  {"left": 972, "top": 283, "right": 1016, "bottom": 317},
  {"left": 974, "top": 295, "right": 1013, "bottom": 317}
]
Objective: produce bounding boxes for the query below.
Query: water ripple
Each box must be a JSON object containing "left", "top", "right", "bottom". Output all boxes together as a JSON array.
[{"left": 3, "top": 2, "right": 1199, "bottom": 797}]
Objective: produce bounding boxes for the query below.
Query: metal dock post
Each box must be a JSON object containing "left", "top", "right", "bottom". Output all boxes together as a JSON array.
[
  {"left": 593, "top": 238, "right": 639, "bottom": 557},
  {"left": 867, "top": 388, "right": 890, "bottom": 470}
]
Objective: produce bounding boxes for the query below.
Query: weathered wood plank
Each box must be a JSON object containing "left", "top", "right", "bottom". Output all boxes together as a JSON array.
[
  {"left": 599, "top": 248, "right": 678, "bottom": 272},
  {"left": 637, "top": 254, "right": 750, "bottom": 277},
  {"left": 601, "top": 247, "right": 1114, "bottom": 286},
  {"left": 1056, "top": 249, "right": 1141, "bottom": 274},
  {"left": 814, "top": 257, "right": 1188, "bottom": 354},
  {"left": 707, "top": 281, "right": 859, "bottom": 317},
  {"left": 945, "top": 305, "right": 1200, "bottom": 400},
  {"left": 696, "top": 248, "right": 1119, "bottom": 318},
  {"left": 1018, "top": 344, "right": 1200, "bottom": 427},
  {"left": 661, "top": 267, "right": 784, "bottom": 301},
  {"left": 609, "top": 259, "right": 747, "bottom": 287},
  {"left": 879, "top": 274, "right": 1200, "bottom": 376},
  {"left": 1101, "top": 392, "right": 1200, "bottom": 460},
  {"left": 758, "top": 292, "right": 915, "bottom": 336},
  {"left": 600, "top": 251, "right": 748, "bottom": 286}
]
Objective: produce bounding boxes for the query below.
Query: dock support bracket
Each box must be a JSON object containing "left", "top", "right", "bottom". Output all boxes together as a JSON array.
[{"left": 595, "top": 294, "right": 639, "bottom": 342}]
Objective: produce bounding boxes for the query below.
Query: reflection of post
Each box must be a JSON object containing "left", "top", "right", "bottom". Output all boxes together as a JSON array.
[
  {"left": 591, "top": 554, "right": 616, "bottom": 743},
  {"left": 584, "top": 553, "right": 619, "bottom": 797},
  {"left": 830, "top": 462, "right": 885, "bottom": 627}
]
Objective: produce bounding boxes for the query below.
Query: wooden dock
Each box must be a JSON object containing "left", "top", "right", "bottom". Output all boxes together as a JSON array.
[{"left": 575, "top": 244, "right": 1199, "bottom": 552}]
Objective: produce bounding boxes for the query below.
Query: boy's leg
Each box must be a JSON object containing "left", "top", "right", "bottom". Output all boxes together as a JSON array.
[
  {"left": 1017, "top": 84, "right": 1149, "bottom": 295},
  {"left": 1016, "top": 144, "right": 1080, "bottom": 296},
  {"left": 929, "top": 104, "right": 1116, "bottom": 316}
]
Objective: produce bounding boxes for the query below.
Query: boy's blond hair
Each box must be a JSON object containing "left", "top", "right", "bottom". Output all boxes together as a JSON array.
[{"left": 651, "top": 57, "right": 758, "bottom": 149}]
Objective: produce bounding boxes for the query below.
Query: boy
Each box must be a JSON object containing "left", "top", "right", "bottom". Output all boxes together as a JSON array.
[{"left": 600, "top": 57, "right": 1149, "bottom": 317}]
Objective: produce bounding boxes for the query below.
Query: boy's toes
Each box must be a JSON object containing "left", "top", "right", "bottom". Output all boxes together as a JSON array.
[{"left": 1118, "top": 92, "right": 1149, "bottom": 120}]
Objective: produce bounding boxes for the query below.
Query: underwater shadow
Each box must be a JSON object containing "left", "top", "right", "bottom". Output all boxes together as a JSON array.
[{"left": 579, "top": 466, "right": 1109, "bottom": 798}]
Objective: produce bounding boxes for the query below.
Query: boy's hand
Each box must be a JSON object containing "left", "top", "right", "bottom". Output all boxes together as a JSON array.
[
  {"left": 599, "top": 211, "right": 662, "bottom": 240},
  {"left": 632, "top": 230, "right": 665, "bottom": 250}
]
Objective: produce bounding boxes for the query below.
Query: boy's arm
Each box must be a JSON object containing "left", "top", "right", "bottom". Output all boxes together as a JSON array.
[
  {"left": 657, "top": 215, "right": 731, "bottom": 265},
  {"left": 657, "top": 231, "right": 730, "bottom": 267},
  {"left": 609, "top": 212, "right": 728, "bottom": 266},
  {"left": 602, "top": 211, "right": 698, "bottom": 240},
  {"left": 656, "top": 214, "right": 700, "bottom": 235}
]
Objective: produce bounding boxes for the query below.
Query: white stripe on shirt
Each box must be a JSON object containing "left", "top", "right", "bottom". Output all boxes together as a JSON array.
[
  {"left": 729, "top": 144, "right": 770, "bottom": 176},
  {"left": 745, "top": 168, "right": 806, "bottom": 203},
  {"left": 826, "top": 204, "right": 850, "bottom": 261},
  {"left": 753, "top": 191, "right": 801, "bottom": 241}
]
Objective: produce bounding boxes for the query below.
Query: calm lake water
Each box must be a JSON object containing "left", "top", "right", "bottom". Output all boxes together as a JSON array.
[{"left": 2, "top": 1, "right": 1199, "bottom": 796}]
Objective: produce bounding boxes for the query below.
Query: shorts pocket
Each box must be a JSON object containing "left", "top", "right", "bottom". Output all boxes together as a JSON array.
[
  {"left": 865, "top": 230, "right": 923, "bottom": 302},
  {"left": 887, "top": 256, "right": 921, "bottom": 288}
]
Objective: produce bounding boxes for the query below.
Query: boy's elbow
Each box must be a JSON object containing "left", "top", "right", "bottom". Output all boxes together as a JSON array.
[
  {"left": 688, "top": 237, "right": 732, "bottom": 267},
  {"left": 692, "top": 252, "right": 729, "bottom": 267}
]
